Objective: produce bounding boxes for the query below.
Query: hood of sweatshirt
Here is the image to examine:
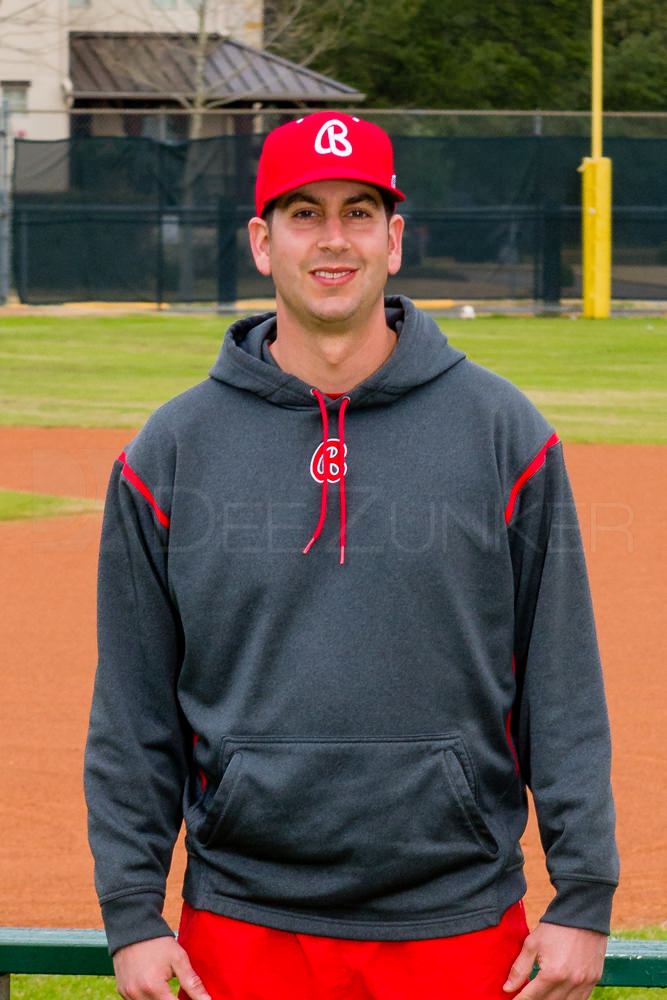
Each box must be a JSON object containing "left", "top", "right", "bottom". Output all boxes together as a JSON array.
[{"left": 209, "top": 295, "right": 465, "bottom": 408}]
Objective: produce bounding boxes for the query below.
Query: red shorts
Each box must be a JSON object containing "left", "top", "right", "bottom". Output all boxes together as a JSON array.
[{"left": 177, "top": 899, "right": 529, "bottom": 1000}]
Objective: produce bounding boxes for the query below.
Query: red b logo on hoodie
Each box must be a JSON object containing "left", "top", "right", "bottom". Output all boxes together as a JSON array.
[{"left": 310, "top": 440, "right": 348, "bottom": 483}]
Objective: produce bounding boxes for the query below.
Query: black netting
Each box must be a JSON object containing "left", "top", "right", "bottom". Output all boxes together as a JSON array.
[{"left": 11, "top": 134, "right": 667, "bottom": 304}]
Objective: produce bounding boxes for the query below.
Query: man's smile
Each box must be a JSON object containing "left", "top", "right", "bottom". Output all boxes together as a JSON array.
[{"left": 310, "top": 267, "right": 358, "bottom": 285}]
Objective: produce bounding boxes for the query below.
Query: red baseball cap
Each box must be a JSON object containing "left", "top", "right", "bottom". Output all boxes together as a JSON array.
[{"left": 254, "top": 111, "right": 406, "bottom": 217}]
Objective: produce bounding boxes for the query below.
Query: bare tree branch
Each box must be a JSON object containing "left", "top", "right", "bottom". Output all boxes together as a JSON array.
[
  {"left": 2, "top": 0, "right": 353, "bottom": 139},
  {"left": 264, "top": 0, "right": 355, "bottom": 69}
]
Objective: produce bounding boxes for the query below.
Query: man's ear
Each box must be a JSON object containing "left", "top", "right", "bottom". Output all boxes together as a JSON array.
[
  {"left": 387, "top": 213, "right": 404, "bottom": 276},
  {"left": 248, "top": 217, "right": 272, "bottom": 276}
]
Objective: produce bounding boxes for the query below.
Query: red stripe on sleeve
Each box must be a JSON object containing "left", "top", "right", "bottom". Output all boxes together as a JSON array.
[
  {"left": 504, "top": 432, "right": 560, "bottom": 525},
  {"left": 505, "top": 711, "right": 520, "bottom": 774},
  {"left": 118, "top": 451, "right": 171, "bottom": 529}
]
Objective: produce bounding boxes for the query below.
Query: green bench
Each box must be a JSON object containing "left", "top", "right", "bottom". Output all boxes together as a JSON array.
[{"left": 0, "top": 928, "right": 665, "bottom": 996}]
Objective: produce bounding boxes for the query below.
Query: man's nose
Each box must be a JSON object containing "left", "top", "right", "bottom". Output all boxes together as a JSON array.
[{"left": 317, "top": 218, "right": 351, "bottom": 253}]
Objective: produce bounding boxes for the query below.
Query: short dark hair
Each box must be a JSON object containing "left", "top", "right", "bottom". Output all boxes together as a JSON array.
[{"left": 261, "top": 188, "right": 396, "bottom": 227}]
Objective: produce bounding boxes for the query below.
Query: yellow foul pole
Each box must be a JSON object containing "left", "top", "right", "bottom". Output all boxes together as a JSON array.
[
  {"left": 592, "top": 0, "right": 603, "bottom": 158},
  {"left": 579, "top": 0, "right": 612, "bottom": 317}
]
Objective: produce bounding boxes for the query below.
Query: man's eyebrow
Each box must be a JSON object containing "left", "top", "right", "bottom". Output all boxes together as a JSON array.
[
  {"left": 279, "top": 191, "right": 321, "bottom": 209},
  {"left": 342, "top": 192, "right": 383, "bottom": 208},
  {"left": 277, "top": 190, "right": 382, "bottom": 210}
]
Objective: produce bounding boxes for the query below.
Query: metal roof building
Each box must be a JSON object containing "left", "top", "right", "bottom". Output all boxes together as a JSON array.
[{"left": 69, "top": 33, "right": 364, "bottom": 108}]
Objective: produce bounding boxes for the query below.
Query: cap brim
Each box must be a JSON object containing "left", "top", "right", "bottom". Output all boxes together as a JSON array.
[{"left": 258, "top": 168, "right": 405, "bottom": 216}]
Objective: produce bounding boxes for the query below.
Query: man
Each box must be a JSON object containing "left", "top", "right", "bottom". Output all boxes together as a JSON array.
[{"left": 85, "top": 112, "right": 619, "bottom": 1000}]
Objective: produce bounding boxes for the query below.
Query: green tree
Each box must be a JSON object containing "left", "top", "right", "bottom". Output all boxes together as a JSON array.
[
  {"left": 400, "top": 0, "right": 591, "bottom": 109},
  {"left": 267, "top": 0, "right": 667, "bottom": 111},
  {"left": 604, "top": 0, "right": 667, "bottom": 109}
]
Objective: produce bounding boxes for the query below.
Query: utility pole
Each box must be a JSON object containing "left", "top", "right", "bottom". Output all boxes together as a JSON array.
[
  {"left": 0, "top": 98, "right": 11, "bottom": 305},
  {"left": 579, "top": 0, "right": 612, "bottom": 318}
]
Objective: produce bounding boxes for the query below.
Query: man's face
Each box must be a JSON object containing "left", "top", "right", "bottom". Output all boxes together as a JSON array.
[{"left": 248, "top": 179, "right": 404, "bottom": 335}]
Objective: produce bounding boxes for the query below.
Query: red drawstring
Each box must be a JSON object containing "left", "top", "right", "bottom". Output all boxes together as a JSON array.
[
  {"left": 302, "top": 389, "right": 329, "bottom": 556},
  {"left": 302, "top": 389, "right": 350, "bottom": 565},
  {"left": 337, "top": 396, "right": 349, "bottom": 564}
]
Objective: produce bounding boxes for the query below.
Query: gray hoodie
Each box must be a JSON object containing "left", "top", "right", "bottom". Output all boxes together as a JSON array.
[{"left": 84, "top": 296, "right": 618, "bottom": 955}]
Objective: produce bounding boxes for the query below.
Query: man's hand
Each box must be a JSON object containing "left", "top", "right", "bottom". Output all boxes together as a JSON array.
[
  {"left": 112, "top": 936, "right": 211, "bottom": 1000},
  {"left": 503, "top": 923, "right": 608, "bottom": 1000}
]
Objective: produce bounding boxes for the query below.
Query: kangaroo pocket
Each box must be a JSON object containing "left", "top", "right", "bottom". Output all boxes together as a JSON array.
[{"left": 187, "top": 735, "right": 503, "bottom": 911}]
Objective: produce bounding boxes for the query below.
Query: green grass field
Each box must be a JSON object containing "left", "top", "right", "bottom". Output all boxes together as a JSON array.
[
  {"left": 445, "top": 314, "right": 667, "bottom": 444},
  {"left": 7, "top": 981, "right": 667, "bottom": 1000},
  {"left": 0, "top": 313, "right": 665, "bottom": 442},
  {"left": 0, "top": 489, "right": 102, "bottom": 522}
]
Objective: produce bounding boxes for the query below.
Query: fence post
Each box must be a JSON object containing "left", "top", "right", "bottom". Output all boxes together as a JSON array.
[
  {"left": 217, "top": 197, "right": 237, "bottom": 309},
  {"left": 0, "top": 99, "right": 11, "bottom": 304},
  {"left": 541, "top": 203, "right": 563, "bottom": 309},
  {"left": 16, "top": 209, "right": 29, "bottom": 303},
  {"left": 156, "top": 142, "right": 165, "bottom": 308}
]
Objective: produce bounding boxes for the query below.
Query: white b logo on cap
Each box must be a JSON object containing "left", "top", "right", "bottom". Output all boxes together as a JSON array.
[{"left": 314, "top": 119, "right": 352, "bottom": 157}]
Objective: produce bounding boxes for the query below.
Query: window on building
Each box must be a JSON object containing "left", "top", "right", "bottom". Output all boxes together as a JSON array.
[
  {"left": 140, "top": 113, "right": 190, "bottom": 142},
  {"left": 1, "top": 82, "right": 30, "bottom": 113}
]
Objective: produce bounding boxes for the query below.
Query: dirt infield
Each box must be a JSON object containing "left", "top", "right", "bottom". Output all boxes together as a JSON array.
[{"left": 0, "top": 428, "right": 665, "bottom": 932}]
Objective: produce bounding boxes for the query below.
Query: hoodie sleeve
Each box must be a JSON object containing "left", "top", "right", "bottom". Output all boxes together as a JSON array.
[
  {"left": 508, "top": 438, "right": 619, "bottom": 934},
  {"left": 84, "top": 440, "right": 188, "bottom": 955}
]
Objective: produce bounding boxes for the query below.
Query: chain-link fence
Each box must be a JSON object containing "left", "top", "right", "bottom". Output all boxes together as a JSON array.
[{"left": 9, "top": 114, "right": 667, "bottom": 306}]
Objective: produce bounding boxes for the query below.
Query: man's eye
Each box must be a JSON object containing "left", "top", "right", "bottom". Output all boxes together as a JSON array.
[
  {"left": 293, "top": 208, "right": 317, "bottom": 219},
  {"left": 348, "top": 208, "right": 370, "bottom": 218}
]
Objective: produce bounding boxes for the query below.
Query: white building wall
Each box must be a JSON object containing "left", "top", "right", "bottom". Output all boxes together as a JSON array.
[
  {"left": 66, "top": 0, "right": 262, "bottom": 46},
  {"left": 0, "top": 0, "right": 70, "bottom": 139},
  {"left": 0, "top": 0, "right": 263, "bottom": 142}
]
